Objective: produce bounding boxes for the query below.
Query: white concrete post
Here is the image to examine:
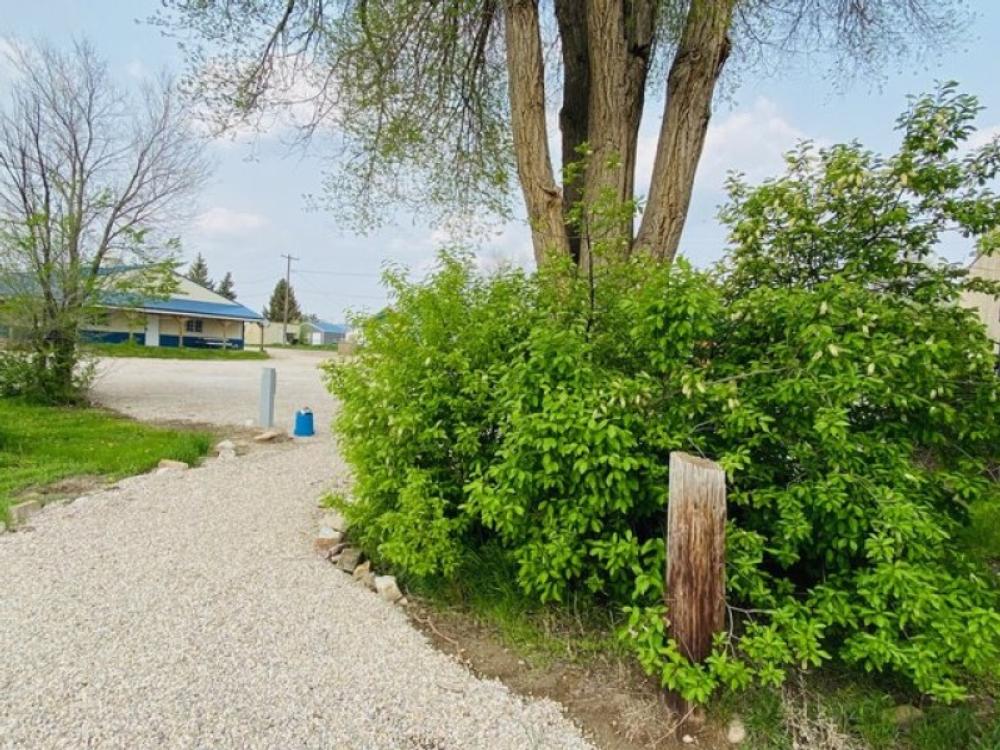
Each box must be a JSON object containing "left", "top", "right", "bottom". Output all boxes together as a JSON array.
[{"left": 259, "top": 367, "right": 276, "bottom": 428}]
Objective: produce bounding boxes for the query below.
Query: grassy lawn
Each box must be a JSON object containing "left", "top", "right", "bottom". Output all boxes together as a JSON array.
[
  {"left": 0, "top": 398, "right": 212, "bottom": 522},
  {"left": 85, "top": 342, "right": 269, "bottom": 360}
]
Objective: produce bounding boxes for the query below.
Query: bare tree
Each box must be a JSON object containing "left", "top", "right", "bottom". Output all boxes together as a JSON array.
[
  {"left": 154, "top": 0, "right": 967, "bottom": 268},
  {"left": 0, "top": 39, "right": 209, "bottom": 400}
]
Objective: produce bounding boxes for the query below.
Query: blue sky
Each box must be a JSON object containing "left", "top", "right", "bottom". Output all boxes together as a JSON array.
[{"left": 2, "top": 1, "right": 998, "bottom": 322}]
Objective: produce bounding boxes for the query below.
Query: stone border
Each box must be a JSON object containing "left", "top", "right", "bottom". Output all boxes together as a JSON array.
[
  {"left": 315, "top": 510, "right": 406, "bottom": 606},
  {"left": 1, "top": 432, "right": 287, "bottom": 533}
]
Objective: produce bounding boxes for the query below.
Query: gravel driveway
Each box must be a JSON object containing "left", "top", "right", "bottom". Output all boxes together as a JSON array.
[
  {"left": 89, "top": 347, "right": 336, "bottom": 436},
  {"left": 1, "top": 351, "right": 592, "bottom": 749}
]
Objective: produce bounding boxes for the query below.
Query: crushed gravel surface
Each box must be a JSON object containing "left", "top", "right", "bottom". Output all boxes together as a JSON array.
[
  {"left": 89, "top": 348, "right": 336, "bottom": 436},
  {"left": 1, "top": 352, "right": 593, "bottom": 749}
]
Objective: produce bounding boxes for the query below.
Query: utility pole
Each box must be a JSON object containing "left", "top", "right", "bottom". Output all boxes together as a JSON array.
[{"left": 280, "top": 253, "right": 299, "bottom": 344}]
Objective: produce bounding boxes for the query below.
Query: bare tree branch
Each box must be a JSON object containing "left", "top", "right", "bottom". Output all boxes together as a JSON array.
[{"left": 0, "top": 38, "right": 210, "bottom": 396}]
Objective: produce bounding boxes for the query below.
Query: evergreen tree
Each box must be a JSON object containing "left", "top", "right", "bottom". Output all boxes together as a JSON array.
[
  {"left": 187, "top": 252, "right": 214, "bottom": 290},
  {"left": 216, "top": 271, "right": 237, "bottom": 301},
  {"left": 262, "top": 278, "right": 302, "bottom": 322}
]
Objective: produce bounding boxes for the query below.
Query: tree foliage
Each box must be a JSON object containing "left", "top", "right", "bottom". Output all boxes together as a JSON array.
[
  {"left": 216, "top": 271, "right": 237, "bottom": 300},
  {"left": 262, "top": 277, "right": 302, "bottom": 322},
  {"left": 326, "top": 88, "right": 1000, "bottom": 702},
  {"left": 155, "top": 0, "right": 969, "bottom": 265},
  {"left": 187, "top": 252, "right": 214, "bottom": 290}
]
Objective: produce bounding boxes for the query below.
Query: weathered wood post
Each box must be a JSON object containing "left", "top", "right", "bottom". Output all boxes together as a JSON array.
[{"left": 665, "top": 452, "right": 727, "bottom": 722}]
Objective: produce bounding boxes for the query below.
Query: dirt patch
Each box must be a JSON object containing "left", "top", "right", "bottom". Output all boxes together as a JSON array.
[
  {"left": 406, "top": 602, "right": 728, "bottom": 750},
  {"left": 10, "top": 475, "right": 111, "bottom": 511},
  {"left": 141, "top": 419, "right": 297, "bottom": 451},
  {"left": 37, "top": 475, "right": 108, "bottom": 497}
]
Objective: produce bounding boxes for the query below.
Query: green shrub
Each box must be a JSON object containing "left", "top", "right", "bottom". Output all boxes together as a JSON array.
[
  {"left": 0, "top": 349, "right": 38, "bottom": 397},
  {"left": 326, "top": 86, "right": 1000, "bottom": 703},
  {"left": 328, "top": 253, "right": 539, "bottom": 577},
  {"left": 0, "top": 347, "right": 94, "bottom": 403}
]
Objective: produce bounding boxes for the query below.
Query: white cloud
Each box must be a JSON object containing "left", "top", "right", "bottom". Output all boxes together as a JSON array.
[
  {"left": 698, "top": 97, "right": 809, "bottom": 189},
  {"left": 194, "top": 206, "right": 268, "bottom": 236},
  {"left": 634, "top": 97, "right": 811, "bottom": 197}
]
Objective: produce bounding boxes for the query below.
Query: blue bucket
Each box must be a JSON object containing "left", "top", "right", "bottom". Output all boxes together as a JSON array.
[{"left": 293, "top": 407, "right": 315, "bottom": 437}]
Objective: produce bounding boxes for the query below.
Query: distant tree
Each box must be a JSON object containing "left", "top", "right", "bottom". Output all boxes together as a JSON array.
[
  {"left": 262, "top": 278, "right": 302, "bottom": 322},
  {"left": 187, "top": 252, "right": 214, "bottom": 290},
  {"left": 0, "top": 39, "right": 208, "bottom": 402},
  {"left": 216, "top": 271, "right": 237, "bottom": 300}
]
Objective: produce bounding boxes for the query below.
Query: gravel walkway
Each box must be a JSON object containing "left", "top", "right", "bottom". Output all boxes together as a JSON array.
[
  {"left": 1, "top": 355, "right": 593, "bottom": 749},
  {"left": 89, "top": 348, "right": 336, "bottom": 436}
]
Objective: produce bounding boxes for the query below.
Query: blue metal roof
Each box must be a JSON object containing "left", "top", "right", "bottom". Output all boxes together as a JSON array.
[
  {"left": 130, "top": 297, "right": 264, "bottom": 321},
  {"left": 304, "top": 319, "right": 348, "bottom": 334},
  {"left": 2, "top": 265, "right": 265, "bottom": 321}
]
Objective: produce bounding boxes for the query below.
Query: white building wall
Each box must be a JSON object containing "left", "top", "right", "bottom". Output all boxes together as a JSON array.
[
  {"left": 172, "top": 275, "right": 238, "bottom": 304},
  {"left": 961, "top": 253, "right": 1000, "bottom": 349}
]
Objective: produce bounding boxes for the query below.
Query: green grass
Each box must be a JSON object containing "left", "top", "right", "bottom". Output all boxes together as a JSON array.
[
  {"left": 386, "top": 540, "right": 626, "bottom": 664},
  {"left": 85, "top": 342, "right": 269, "bottom": 360},
  {"left": 715, "top": 672, "right": 1000, "bottom": 750},
  {"left": 0, "top": 398, "right": 213, "bottom": 522}
]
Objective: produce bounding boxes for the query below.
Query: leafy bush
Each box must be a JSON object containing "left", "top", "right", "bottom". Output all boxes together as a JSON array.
[
  {"left": 329, "top": 254, "right": 539, "bottom": 577},
  {"left": 326, "top": 86, "right": 1000, "bottom": 703},
  {"left": 0, "top": 347, "right": 94, "bottom": 403},
  {"left": 0, "top": 349, "right": 37, "bottom": 397}
]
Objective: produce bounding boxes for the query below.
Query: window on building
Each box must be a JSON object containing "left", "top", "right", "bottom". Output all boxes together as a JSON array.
[{"left": 185, "top": 319, "right": 204, "bottom": 333}]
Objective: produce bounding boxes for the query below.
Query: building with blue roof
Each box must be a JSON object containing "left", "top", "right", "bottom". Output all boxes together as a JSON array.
[
  {"left": 300, "top": 319, "right": 350, "bottom": 346},
  {"left": 81, "top": 268, "right": 265, "bottom": 350}
]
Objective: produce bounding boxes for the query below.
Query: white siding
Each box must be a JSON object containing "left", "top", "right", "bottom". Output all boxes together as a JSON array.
[
  {"left": 172, "top": 275, "right": 238, "bottom": 304},
  {"left": 961, "top": 253, "right": 1000, "bottom": 349}
]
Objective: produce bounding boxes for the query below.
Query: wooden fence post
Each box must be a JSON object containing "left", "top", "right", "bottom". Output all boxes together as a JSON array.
[{"left": 665, "top": 451, "right": 727, "bottom": 722}]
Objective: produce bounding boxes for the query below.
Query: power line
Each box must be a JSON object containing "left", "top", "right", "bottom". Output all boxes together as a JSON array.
[
  {"left": 294, "top": 268, "right": 381, "bottom": 278},
  {"left": 292, "top": 274, "right": 386, "bottom": 301}
]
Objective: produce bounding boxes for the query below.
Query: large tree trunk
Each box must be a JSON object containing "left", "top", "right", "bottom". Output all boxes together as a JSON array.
[
  {"left": 35, "top": 321, "right": 79, "bottom": 403},
  {"left": 49, "top": 333, "right": 78, "bottom": 401},
  {"left": 554, "top": 0, "right": 590, "bottom": 266},
  {"left": 572, "top": 0, "right": 654, "bottom": 269},
  {"left": 503, "top": 0, "right": 570, "bottom": 265},
  {"left": 622, "top": 0, "right": 655, "bottom": 230},
  {"left": 634, "top": 0, "right": 734, "bottom": 261}
]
